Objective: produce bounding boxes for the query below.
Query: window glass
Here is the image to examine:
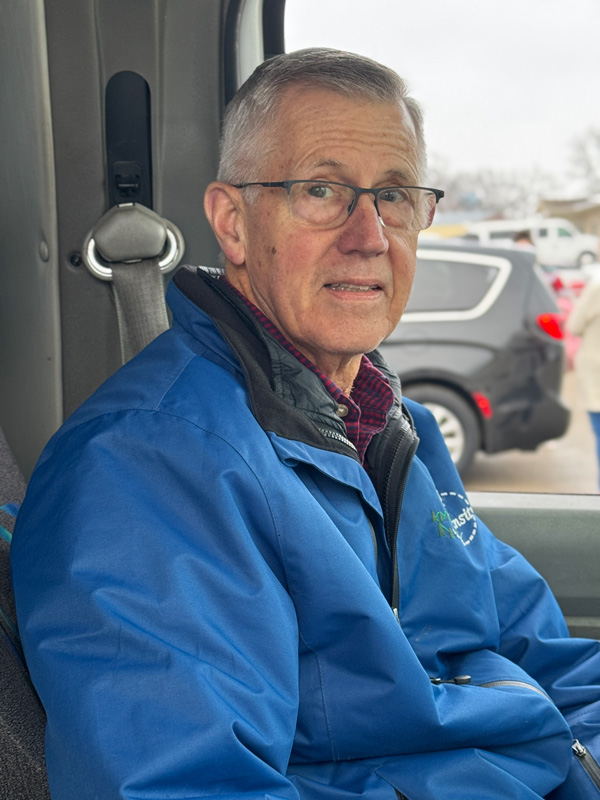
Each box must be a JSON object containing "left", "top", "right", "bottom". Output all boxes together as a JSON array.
[
  {"left": 558, "top": 228, "right": 573, "bottom": 237},
  {"left": 489, "top": 231, "right": 513, "bottom": 240},
  {"left": 406, "top": 259, "right": 498, "bottom": 312},
  {"left": 284, "top": 0, "right": 600, "bottom": 495},
  {"left": 284, "top": 1, "right": 599, "bottom": 183}
]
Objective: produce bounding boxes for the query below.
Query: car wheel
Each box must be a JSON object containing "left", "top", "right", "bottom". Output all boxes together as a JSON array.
[
  {"left": 578, "top": 251, "right": 597, "bottom": 266},
  {"left": 404, "top": 384, "right": 480, "bottom": 475}
]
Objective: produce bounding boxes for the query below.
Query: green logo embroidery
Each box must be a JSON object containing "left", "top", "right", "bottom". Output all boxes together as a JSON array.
[
  {"left": 432, "top": 491, "right": 478, "bottom": 546},
  {"left": 432, "top": 508, "right": 455, "bottom": 538}
]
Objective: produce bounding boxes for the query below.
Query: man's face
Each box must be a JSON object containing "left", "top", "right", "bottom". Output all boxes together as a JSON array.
[{"left": 225, "top": 87, "right": 421, "bottom": 381}]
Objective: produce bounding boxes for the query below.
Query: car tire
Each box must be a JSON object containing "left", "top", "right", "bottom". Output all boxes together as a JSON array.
[
  {"left": 404, "top": 384, "right": 480, "bottom": 476},
  {"left": 578, "top": 251, "right": 597, "bottom": 266}
]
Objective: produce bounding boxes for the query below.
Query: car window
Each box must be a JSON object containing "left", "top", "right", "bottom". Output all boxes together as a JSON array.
[
  {"left": 284, "top": 0, "right": 600, "bottom": 496},
  {"left": 406, "top": 258, "right": 498, "bottom": 313},
  {"left": 558, "top": 227, "right": 573, "bottom": 237}
]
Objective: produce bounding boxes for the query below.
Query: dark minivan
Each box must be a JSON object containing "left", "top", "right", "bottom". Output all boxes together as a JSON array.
[{"left": 380, "top": 241, "right": 570, "bottom": 474}]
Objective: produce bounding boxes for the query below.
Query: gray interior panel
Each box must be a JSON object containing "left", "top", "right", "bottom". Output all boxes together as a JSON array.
[
  {"left": 1, "top": 0, "right": 232, "bottom": 476},
  {"left": 472, "top": 491, "right": 600, "bottom": 639},
  {"left": 0, "top": 0, "right": 63, "bottom": 477},
  {"left": 44, "top": 0, "right": 225, "bottom": 419}
]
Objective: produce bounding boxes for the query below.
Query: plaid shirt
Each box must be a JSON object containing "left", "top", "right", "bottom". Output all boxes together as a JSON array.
[{"left": 224, "top": 280, "right": 395, "bottom": 462}]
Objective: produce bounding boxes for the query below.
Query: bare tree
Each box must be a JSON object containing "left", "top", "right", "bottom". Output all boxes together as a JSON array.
[
  {"left": 427, "top": 157, "right": 561, "bottom": 218},
  {"left": 570, "top": 128, "right": 600, "bottom": 194}
]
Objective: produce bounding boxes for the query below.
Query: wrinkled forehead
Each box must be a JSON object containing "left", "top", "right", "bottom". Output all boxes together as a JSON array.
[{"left": 265, "top": 85, "right": 421, "bottom": 181}]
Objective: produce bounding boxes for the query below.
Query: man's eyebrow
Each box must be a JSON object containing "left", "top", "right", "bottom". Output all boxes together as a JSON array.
[
  {"left": 312, "top": 159, "right": 344, "bottom": 170},
  {"left": 381, "top": 169, "right": 413, "bottom": 184},
  {"left": 310, "top": 162, "right": 414, "bottom": 185}
]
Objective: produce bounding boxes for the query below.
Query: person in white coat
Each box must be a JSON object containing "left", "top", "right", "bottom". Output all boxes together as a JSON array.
[{"left": 567, "top": 275, "right": 600, "bottom": 489}]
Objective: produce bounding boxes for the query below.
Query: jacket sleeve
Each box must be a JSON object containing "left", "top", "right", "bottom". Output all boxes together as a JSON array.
[
  {"left": 11, "top": 410, "right": 301, "bottom": 800},
  {"left": 489, "top": 533, "right": 600, "bottom": 797},
  {"left": 566, "top": 279, "right": 600, "bottom": 337}
]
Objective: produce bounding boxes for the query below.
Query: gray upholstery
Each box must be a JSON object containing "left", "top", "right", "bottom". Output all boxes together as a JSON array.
[{"left": 0, "top": 428, "right": 50, "bottom": 799}]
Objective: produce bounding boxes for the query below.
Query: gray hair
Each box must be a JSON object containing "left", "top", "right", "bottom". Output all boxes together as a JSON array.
[{"left": 217, "top": 48, "right": 426, "bottom": 184}]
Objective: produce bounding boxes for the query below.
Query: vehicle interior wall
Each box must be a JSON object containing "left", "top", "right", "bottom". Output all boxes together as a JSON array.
[
  {"left": 46, "top": 0, "right": 225, "bottom": 429},
  {"left": 0, "top": 1, "right": 62, "bottom": 482},
  {"left": 1, "top": 0, "right": 289, "bottom": 479},
  {"left": 472, "top": 492, "right": 600, "bottom": 640}
]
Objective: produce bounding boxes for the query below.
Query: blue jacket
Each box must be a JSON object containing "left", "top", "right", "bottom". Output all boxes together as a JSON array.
[{"left": 11, "top": 268, "right": 600, "bottom": 799}]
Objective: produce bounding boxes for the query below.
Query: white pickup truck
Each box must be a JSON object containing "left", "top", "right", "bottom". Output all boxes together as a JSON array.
[{"left": 464, "top": 216, "right": 599, "bottom": 267}]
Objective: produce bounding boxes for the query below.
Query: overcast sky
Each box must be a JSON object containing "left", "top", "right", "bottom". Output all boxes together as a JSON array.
[{"left": 284, "top": 0, "right": 600, "bottom": 188}]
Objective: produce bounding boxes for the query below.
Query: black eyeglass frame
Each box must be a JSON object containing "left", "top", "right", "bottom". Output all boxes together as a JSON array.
[{"left": 233, "top": 180, "right": 445, "bottom": 229}]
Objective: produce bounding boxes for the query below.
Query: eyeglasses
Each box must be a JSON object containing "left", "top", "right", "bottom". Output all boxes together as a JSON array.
[{"left": 233, "top": 180, "right": 444, "bottom": 232}]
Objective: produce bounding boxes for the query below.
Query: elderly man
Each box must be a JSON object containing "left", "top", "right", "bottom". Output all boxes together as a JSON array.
[{"left": 11, "top": 49, "right": 600, "bottom": 800}]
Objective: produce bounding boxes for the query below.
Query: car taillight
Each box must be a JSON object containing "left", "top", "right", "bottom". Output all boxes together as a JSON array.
[
  {"left": 536, "top": 313, "right": 564, "bottom": 340},
  {"left": 471, "top": 391, "right": 493, "bottom": 419}
]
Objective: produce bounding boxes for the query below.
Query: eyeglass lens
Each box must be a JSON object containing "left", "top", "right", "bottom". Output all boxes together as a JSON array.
[{"left": 288, "top": 182, "right": 436, "bottom": 231}]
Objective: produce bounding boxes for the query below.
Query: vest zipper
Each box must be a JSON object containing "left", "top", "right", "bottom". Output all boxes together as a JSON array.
[
  {"left": 380, "top": 417, "right": 419, "bottom": 617},
  {"left": 573, "top": 739, "right": 600, "bottom": 790},
  {"left": 317, "top": 426, "right": 358, "bottom": 454}
]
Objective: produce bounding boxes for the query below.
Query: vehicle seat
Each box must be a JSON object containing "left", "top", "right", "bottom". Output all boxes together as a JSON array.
[{"left": 0, "top": 428, "right": 50, "bottom": 799}]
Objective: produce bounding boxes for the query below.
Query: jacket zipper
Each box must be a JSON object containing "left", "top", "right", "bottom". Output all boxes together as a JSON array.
[
  {"left": 380, "top": 417, "right": 419, "bottom": 617},
  {"left": 478, "top": 679, "right": 550, "bottom": 699},
  {"left": 573, "top": 739, "right": 600, "bottom": 790},
  {"left": 478, "top": 684, "right": 600, "bottom": 791}
]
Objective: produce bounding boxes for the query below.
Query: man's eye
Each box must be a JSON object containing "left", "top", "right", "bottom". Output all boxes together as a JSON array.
[
  {"left": 380, "top": 188, "right": 410, "bottom": 204},
  {"left": 306, "top": 183, "right": 334, "bottom": 199}
]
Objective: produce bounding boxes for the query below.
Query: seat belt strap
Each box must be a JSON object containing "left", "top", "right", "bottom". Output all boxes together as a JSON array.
[
  {"left": 111, "top": 257, "right": 170, "bottom": 363},
  {"left": 82, "top": 202, "right": 184, "bottom": 363}
]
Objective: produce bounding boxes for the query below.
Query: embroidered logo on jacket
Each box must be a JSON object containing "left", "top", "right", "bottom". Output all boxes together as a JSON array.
[{"left": 432, "top": 491, "right": 477, "bottom": 546}]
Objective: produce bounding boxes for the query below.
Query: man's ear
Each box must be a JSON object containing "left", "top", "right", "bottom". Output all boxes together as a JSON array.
[{"left": 204, "top": 182, "right": 247, "bottom": 265}]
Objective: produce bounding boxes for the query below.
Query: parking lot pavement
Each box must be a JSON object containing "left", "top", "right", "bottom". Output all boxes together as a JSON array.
[{"left": 464, "top": 370, "right": 598, "bottom": 495}]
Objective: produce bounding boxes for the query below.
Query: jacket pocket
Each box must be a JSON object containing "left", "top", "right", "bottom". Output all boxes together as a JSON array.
[
  {"left": 478, "top": 679, "right": 550, "bottom": 699},
  {"left": 373, "top": 768, "right": 411, "bottom": 800}
]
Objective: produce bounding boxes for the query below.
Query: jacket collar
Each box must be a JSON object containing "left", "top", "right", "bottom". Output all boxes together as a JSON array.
[
  {"left": 170, "top": 266, "right": 363, "bottom": 458},
  {"left": 169, "top": 266, "right": 416, "bottom": 514},
  {"left": 170, "top": 267, "right": 413, "bottom": 466}
]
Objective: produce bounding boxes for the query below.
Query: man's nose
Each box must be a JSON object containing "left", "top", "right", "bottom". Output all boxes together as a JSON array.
[{"left": 337, "top": 192, "right": 389, "bottom": 256}]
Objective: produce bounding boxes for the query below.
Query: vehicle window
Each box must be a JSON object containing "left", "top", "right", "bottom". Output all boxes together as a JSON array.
[
  {"left": 284, "top": 0, "right": 600, "bottom": 495},
  {"left": 406, "top": 259, "right": 498, "bottom": 313},
  {"left": 558, "top": 228, "right": 573, "bottom": 237}
]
